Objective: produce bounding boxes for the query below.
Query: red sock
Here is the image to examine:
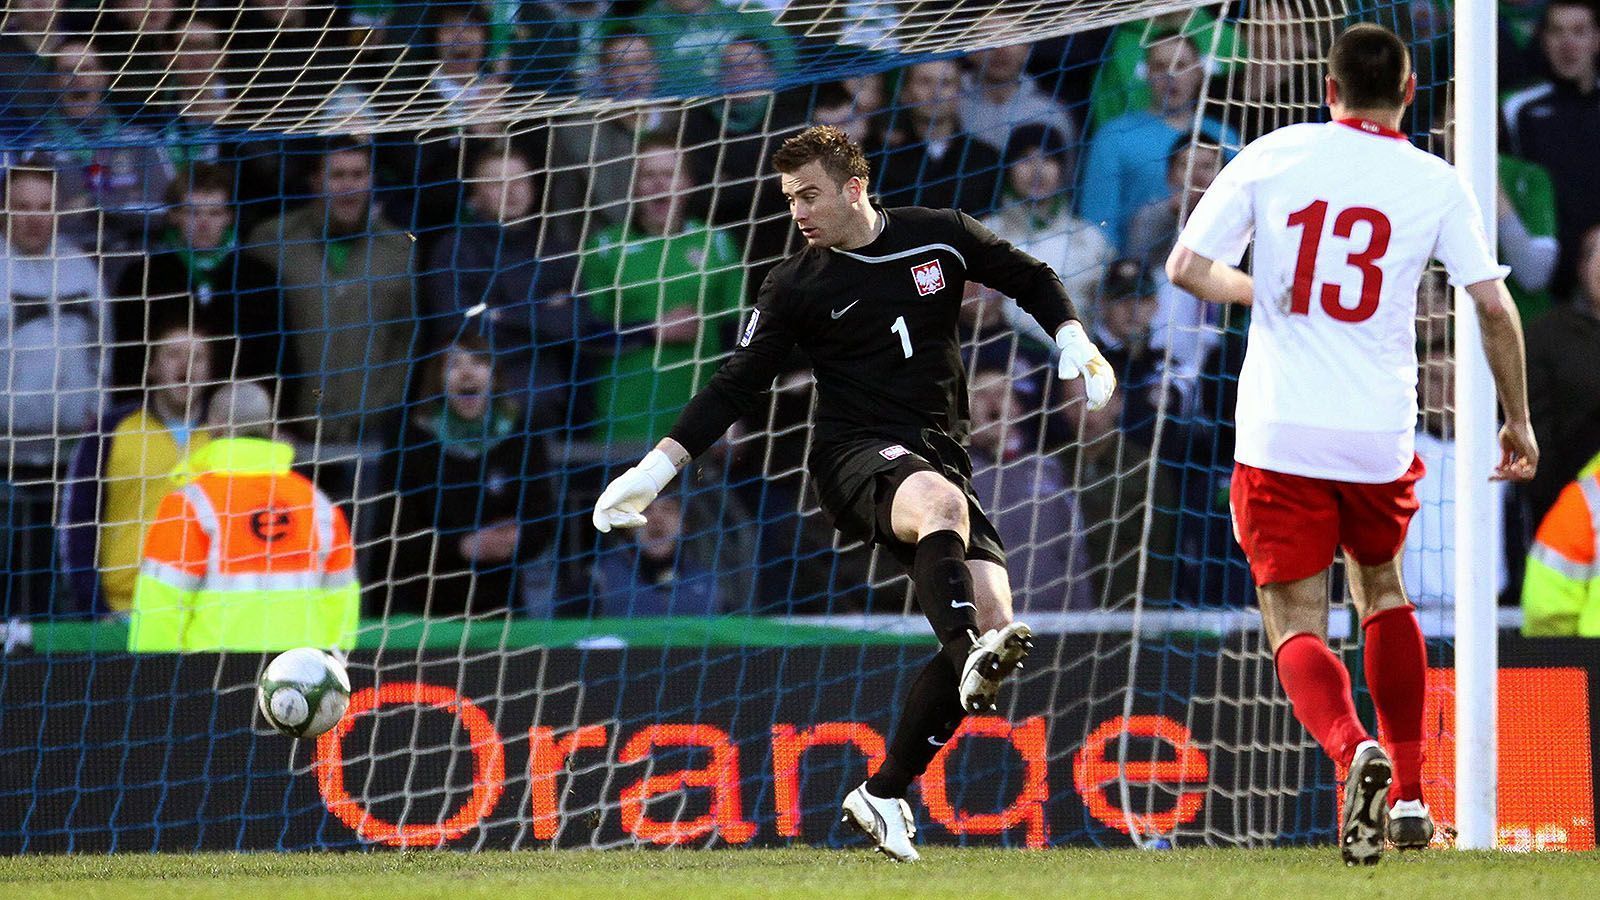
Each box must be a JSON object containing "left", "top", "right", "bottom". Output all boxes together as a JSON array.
[
  {"left": 1363, "top": 605, "right": 1427, "bottom": 803},
  {"left": 1274, "top": 633, "right": 1371, "bottom": 768}
]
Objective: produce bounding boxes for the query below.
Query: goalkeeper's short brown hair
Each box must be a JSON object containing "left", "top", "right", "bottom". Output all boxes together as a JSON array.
[
  {"left": 772, "top": 125, "right": 871, "bottom": 188},
  {"left": 1328, "top": 23, "right": 1411, "bottom": 109}
]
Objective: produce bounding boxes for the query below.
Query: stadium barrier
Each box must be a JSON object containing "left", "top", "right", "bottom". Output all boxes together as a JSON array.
[{"left": 1, "top": 635, "right": 1592, "bottom": 853}]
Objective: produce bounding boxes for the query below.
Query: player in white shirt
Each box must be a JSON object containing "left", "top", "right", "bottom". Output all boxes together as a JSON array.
[{"left": 1167, "top": 24, "right": 1538, "bottom": 866}]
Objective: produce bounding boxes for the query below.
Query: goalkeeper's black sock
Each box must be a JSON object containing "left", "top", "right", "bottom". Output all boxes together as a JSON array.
[
  {"left": 864, "top": 651, "right": 966, "bottom": 799},
  {"left": 911, "top": 529, "right": 979, "bottom": 669}
]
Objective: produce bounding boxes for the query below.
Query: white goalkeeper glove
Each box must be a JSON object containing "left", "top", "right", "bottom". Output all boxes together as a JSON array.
[
  {"left": 592, "top": 449, "right": 680, "bottom": 533},
  {"left": 1055, "top": 321, "right": 1117, "bottom": 412}
]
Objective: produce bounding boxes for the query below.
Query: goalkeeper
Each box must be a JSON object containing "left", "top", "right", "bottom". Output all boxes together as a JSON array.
[{"left": 593, "top": 126, "right": 1115, "bottom": 861}]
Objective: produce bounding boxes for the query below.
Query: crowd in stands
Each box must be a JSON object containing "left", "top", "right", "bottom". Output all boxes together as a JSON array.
[{"left": 0, "top": 0, "right": 1597, "bottom": 641}]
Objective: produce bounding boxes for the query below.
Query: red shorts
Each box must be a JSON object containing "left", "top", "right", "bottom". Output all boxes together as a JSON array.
[{"left": 1229, "top": 455, "right": 1425, "bottom": 585}]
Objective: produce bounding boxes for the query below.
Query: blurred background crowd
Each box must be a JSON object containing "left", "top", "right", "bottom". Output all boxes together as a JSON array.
[{"left": 0, "top": 0, "right": 1597, "bottom": 635}]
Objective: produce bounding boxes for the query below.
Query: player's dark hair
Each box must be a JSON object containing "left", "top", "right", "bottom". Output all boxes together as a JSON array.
[
  {"left": 1328, "top": 23, "right": 1411, "bottom": 109},
  {"left": 772, "top": 125, "right": 871, "bottom": 188}
]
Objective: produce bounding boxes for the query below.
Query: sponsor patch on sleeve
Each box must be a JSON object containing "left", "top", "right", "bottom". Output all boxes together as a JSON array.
[
  {"left": 879, "top": 444, "right": 910, "bottom": 460},
  {"left": 738, "top": 309, "right": 761, "bottom": 347}
]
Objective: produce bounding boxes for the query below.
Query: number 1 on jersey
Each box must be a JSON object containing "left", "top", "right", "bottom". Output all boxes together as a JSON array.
[
  {"left": 1285, "top": 200, "right": 1392, "bottom": 323},
  {"left": 890, "top": 315, "right": 912, "bottom": 358}
]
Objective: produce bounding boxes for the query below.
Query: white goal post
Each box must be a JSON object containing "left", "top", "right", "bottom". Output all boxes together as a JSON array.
[{"left": 1452, "top": 0, "right": 1501, "bottom": 852}]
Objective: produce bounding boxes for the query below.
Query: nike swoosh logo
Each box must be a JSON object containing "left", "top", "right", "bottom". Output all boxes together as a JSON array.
[
  {"left": 949, "top": 600, "right": 975, "bottom": 610},
  {"left": 830, "top": 299, "right": 861, "bottom": 319},
  {"left": 926, "top": 736, "right": 947, "bottom": 747}
]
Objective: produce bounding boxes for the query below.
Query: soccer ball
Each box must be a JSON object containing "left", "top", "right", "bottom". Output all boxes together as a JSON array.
[{"left": 257, "top": 648, "right": 351, "bottom": 739}]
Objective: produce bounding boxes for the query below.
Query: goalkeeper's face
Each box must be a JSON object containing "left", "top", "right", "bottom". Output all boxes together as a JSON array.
[{"left": 780, "top": 161, "right": 867, "bottom": 248}]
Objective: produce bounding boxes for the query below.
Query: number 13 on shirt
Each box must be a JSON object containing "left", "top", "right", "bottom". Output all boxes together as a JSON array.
[{"left": 1285, "top": 199, "right": 1393, "bottom": 323}]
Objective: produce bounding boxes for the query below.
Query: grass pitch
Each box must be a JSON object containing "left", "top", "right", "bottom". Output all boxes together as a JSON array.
[{"left": 1, "top": 846, "right": 1594, "bottom": 900}]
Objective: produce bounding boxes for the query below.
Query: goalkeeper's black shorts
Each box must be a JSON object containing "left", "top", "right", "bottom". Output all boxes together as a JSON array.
[{"left": 809, "top": 430, "right": 1005, "bottom": 570}]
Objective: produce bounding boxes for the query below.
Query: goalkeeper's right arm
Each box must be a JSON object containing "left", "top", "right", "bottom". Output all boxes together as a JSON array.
[{"left": 593, "top": 273, "right": 798, "bottom": 532}]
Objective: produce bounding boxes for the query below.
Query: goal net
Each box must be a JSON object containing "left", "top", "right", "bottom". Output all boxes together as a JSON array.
[{"left": 0, "top": 0, "right": 1589, "bottom": 854}]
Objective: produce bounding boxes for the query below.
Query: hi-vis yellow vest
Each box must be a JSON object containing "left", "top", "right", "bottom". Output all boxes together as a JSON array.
[
  {"left": 127, "top": 438, "right": 359, "bottom": 652},
  {"left": 1522, "top": 455, "right": 1600, "bottom": 637}
]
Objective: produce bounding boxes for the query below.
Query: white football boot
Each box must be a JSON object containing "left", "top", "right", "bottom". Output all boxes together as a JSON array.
[
  {"left": 959, "top": 622, "right": 1034, "bottom": 713},
  {"left": 1340, "top": 740, "right": 1393, "bottom": 866},
  {"left": 1386, "top": 798, "right": 1435, "bottom": 850},
  {"left": 841, "top": 783, "right": 920, "bottom": 862}
]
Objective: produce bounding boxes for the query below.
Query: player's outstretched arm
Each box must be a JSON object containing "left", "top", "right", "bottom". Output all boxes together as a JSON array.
[
  {"left": 1466, "top": 279, "right": 1539, "bottom": 482},
  {"left": 1165, "top": 244, "right": 1254, "bottom": 306},
  {"left": 592, "top": 439, "right": 690, "bottom": 533},
  {"left": 1053, "top": 322, "right": 1117, "bottom": 411},
  {"left": 951, "top": 211, "right": 1116, "bottom": 410},
  {"left": 593, "top": 271, "right": 799, "bottom": 532}
]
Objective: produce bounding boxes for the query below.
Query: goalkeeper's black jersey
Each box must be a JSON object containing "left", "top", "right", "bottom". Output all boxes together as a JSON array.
[{"left": 668, "top": 206, "right": 1078, "bottom": 457}]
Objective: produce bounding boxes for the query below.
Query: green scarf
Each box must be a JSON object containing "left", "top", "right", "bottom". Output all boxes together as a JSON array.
[
  {"left": 166, "top": 227, "right": 236, "bottom": 290},
  {"left": 424, "top": 400, "right": 518, "bottom": 459},
  {"left": 1002, "top": 188, "right": 1069, "bottom": 231},
  {"left": 45, "top": 113, "right": 120, "bottom": 166},
  {"left": 324, "top": 235, "right": 361, "bottom": 276},
  {"left": 722, "top": 95, "right": 771, "bottom": 135}
]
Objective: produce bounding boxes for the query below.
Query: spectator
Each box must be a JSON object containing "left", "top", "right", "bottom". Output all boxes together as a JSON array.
[
  {"left": 1501, "top": 0, "right": 1556, "bottom": 93},
  {"left": 1127, "top": 138, "right": 1225, "bottom": 402},
  {"left": 63, "top": 324, "right": 213, "bottom": 615},
  {"left": 1405, "top": 342, "right": 1507, "bottom": 613},
  {"left": 1524, "top": 224, "right": 1600, "bottom": 525},
  {"left": 543, "top": 29, "right": 682, "bottom": 249},
  {"left": 157, "top": 15, "right": 236, "bottom": 167},
  {"left": 1, "top": 165, "right": 108, "bottom": 461},
  {"left": 87, "top": 0, "right": 181, "bottom": 123},
  {"left": 960, "top": 43, "right": 1079, "bottom": 161},
  {"left": 967, "top": 366, "right": 1094, "bottom": 610},
  {"left": 1497, "top": 160, "right": 1562, "bottom": 322},
  {"left": 113, "top": 164, "right": 286, "bottom": 395},
  {"left": 224, "top": 0, "right": 363, "bottom": 124},
  {"left": 1080, "top": 31, "right": 1236, "bottom": 251},
  {"left": 1205, "top": 0, "right": 1321, "bottom": 144},
  {"left": 1094, "top": 259, "right": 1184, "bottom": 454},
  {"left": 1126, "top": 137, "right": 1224, "bottom": 268},
  {"left": 630, "top": 0, "right": 797, "bottom": 96},
  {"left": 817, "top": 0, "right": 902, "bottom": 50},
  {"left": 1432, "top": 95, "right": 1561, "bottom": 322},
  {"left": 1521, "top": 452, "right": 1600, "bottom": 635},
  {"left": 426, "top": 145, "right": 587, "bottom": 426},
  {"left": 578, "top": 135, "right": 744, "bottom": 443},
  {"left": 1059, "top": 382, "right": 1180, "bottom": 607},
  {"left": 871, "top": 59, "right": 1003, "bottom": 214},
  {"left": 385, "top": 338, "right": 556, "bottom": 617},
  {"left": 245, "top": 138, "right": 417, "bottom": 446},
  {"left": 511, "top": 0, "right": 615, "bottom": 94},
  {"left": 0, "top": 0, "right": 64, "bottom": 137},
  {"left": 128, "top": 382, "right": 359, "bottom": 651},
  {"left": 981, "top": 123, "right": 1114, "bottom": 344},
  {"left": 722, "top": 373, "right": 880, "bottom": 614},
  {"left": 591, "top": 491, "right": 724, "bottom": 616},
  {"left": 35, "top": 40, "right": 175, "bottom": 249},
  {"left": 688, "top": 39, "right": 808, "bottom": 276},
  {"left": 1502, "top": 0, "right": 1600, "bottom": 296},
  {"left": 812, "top": 80, "right": 876, "bottom": 145},
  {"left": 1087, "top": 11, "right": 1237, "bottom": 129},
  {"left": 414, "top": 1, "right": 510, "bottom": 121}
]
